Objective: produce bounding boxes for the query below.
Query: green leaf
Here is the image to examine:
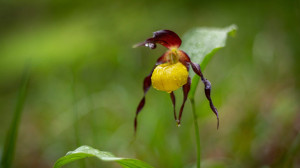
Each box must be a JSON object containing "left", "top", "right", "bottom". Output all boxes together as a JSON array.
[
  {"left": 53, "top": 146, "right": 154, "bottom": 168},
  {"left": 180, "top": 24, "right": 237, "bottom": 99}
]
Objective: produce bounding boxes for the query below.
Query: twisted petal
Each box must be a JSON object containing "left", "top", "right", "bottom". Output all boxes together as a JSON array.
[
  {"left": 156, "top": 52, "right": 168, "bottom": 65},
  {"left": 170, "top": 92, "right": 177, "bottom": 121},
  {"left": 134, "top": 54, "right": 168, "bottom": 133},
  {"left": 191, "top": 62, "right": 219, "bottom": 129},
  {"left": 177, "top": 76, "right": 191, "bottom": 126},
  {"left": 178, "top": 50, "right": 191, "bottom": 70},
  {"left": 134, "top": 71, "right": 152, "bottom": 133},
  {"left": 177, "top": 50, "right": 219, "bottom": 128},
  {"left": 134, "top": 30, "right": 182, "bottom": 49}
]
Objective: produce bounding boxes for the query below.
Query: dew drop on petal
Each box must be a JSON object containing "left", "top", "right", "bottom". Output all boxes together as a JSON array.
[{"left": 149, "top": 43, "right": 156, "bottom": 49}]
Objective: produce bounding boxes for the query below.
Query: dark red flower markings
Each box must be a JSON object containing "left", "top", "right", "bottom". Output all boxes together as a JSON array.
[
  {"left": 134, "top": 30, "right": 182, "bottom": 49},
  {"left": 134, "top": 30, "right": 219, "bottom": 133},
  {"left": 134, "top": 54, "right": 168, "bottom": 133},
  {"left": 177, "top": 76, "right": 191, "bottom": 126},
  {"left": 190, "top": 62, "right": 220, "bottom": 129},
  {"left": 134, "top": 70, "right": 152, "bottom": 133},
  {"left": 170, "top": 92, "right": 177, "bottom": 121}
]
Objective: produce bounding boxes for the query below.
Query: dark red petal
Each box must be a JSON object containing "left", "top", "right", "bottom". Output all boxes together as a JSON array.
[
  {"left": 170, "top": 92, "right": 177, "bottom": 121},
  {"left": 134, "top": 71, "right": 152, "bottom": 133},
  {"left": 190, "top": 62, "right": 219, "bottom": 129},
  {"left": 134, "top": 54, "right": 168, "bottom": 134},
  {"left": 134, "top": 30, "right": 182, "bottom": 49},
  {"left": 177, "top": 76, "right": 191, "bottom": 126},
  {"left": 178, "top": 50, "right": 191, "bottom": 70},
  {"left": 156, "top": 52, "right": 168, "bottom": 65}
]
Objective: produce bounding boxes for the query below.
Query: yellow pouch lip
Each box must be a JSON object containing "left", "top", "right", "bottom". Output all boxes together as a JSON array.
[{"left": 151, "top": 62, "right": 189, "bottom": 93}]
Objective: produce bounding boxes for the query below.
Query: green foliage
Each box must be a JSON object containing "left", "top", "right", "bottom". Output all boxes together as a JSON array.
[
  {"left": 53, "top": 146, "right": 154, "bottom": 168},
  {"left": 180, "top": 25, "right": 237, "bottom": 99},
  {"left": 1, "top": 1, "right": 299, "bottom": 167},
  {"left": 180, "top": 25, "right": 237, "bottom": 168},
  {"left": 53, "top": 25, "right": 237, "bottom": 168},
  {"left": 1, "top": 67, "right": 30, "bottom": 168}
]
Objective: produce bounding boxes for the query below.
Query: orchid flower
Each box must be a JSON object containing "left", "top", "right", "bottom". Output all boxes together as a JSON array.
[{"left": 134, "top": 30, "right": 219, "bottom": 132}]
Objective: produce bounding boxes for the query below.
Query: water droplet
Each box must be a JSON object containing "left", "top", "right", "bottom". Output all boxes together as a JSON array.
[
  {"left": 176, "top": 120, "right": 181, "bottom": 127},
  {"left": 149, "top": 43, "right": 156, "bottom": 49}
]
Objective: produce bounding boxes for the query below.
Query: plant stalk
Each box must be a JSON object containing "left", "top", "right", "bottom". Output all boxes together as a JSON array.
[{"left": 190, "top": 98, "right": 201, "bottom": 168}]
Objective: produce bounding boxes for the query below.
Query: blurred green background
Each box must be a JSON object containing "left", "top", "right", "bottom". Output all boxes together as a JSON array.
[{"left": 0, "top": 0, "right": 300, "bottom": 167}]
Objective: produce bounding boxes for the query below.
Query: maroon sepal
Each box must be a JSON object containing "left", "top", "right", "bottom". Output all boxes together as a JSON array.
[
  {"left": 134, "top": 30, "right": 182, "bottom": 49},
  {"left": 177, "top": 76, "right": 191, "bottom": 126},
  {"left": 156, "top": 52, "right": 168, "bottom": 65},
  {"left": 134, "top": 54, "right": 168, "bottom": 134},
  {"left": 178, "top": 50, "right": 191, "bottom": 70},
  {"left": 170, "top": 92, "right": 177, "bottom": 121},
  {"left": 190, "top": 62, "right": 220, "bottom": 129},
  {"left": 134, "top": 71, "right": 152, "bottom": 134}
]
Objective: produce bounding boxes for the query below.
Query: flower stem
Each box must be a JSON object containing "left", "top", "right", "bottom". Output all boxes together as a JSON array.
[{"left": 190, "top": 98, "right": 201, "bottom": 168}]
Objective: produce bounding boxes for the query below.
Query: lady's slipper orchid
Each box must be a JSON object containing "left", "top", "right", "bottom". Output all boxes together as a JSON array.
[{"left": 134, "top": 30, "right": 219, "bottom": 132}]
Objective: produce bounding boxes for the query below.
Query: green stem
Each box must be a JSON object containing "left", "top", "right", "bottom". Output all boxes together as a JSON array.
[{"left": 190, "top": 98, "right": 201, "bottom": 168}]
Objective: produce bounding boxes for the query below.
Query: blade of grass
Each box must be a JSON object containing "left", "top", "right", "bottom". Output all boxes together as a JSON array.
[{"left": 1, "top": 66, "right": 30, "bottom": 168}]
